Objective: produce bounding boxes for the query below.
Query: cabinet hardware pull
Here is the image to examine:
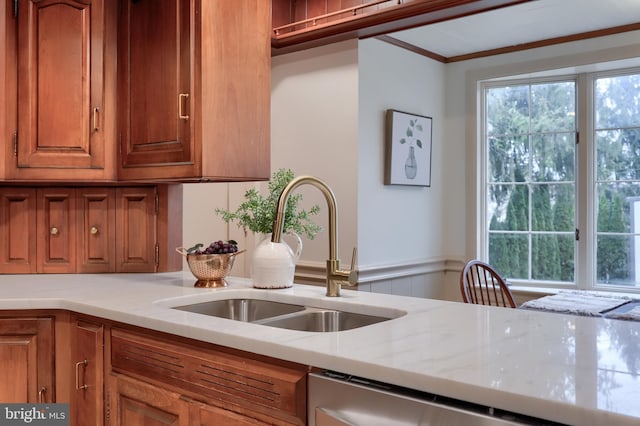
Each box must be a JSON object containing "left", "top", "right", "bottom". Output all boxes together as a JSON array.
[
  {"left": 90, "top": 226, "right": 99, "bottom": 235},
  {"left": 38, "top": 387, "right": 46, "bottom": 403},
  {"left": 178, "top": 93, "right": 189, "bottom": 120},
  {"left": 75, "top": 359, "right": 88, "bottom": 390},
  {"left": 93, "top": 107, "right": 100, "bottom": 131},
  {"left": 50, "top": 227, "right": 59, "bottom": 235}
]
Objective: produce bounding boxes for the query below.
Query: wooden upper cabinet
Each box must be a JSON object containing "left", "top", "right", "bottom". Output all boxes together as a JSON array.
[
  {"left": 9, "top": 0, "right": 117, "bottom": 181},
  {"left": 118, "top": 0, "right": 271, "bottom": 182},
  {"left": 2, "top": 0, "right": 268, "bottom": 183}
]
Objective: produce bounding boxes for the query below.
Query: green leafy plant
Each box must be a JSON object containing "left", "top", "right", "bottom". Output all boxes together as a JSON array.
[
  {"left": 215, "top": 168, "right": 322, "bottom": 240},
  {"left": 399, "top": 118, "right": 424, "bottom": 149}
]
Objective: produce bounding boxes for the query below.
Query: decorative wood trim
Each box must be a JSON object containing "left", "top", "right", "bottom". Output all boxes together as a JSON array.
[
  {"left": 294, "top": 257, "right": 465, "bottom": 285},
  {"left": 446, "top": 22, "right": 640, "bottom": 63},
  {"left": 376, "top": 34, "right": 447, "bottom": 62},
  {"left": 274, "top": 2, "right": 640, "bottom": 62},
  {"left": 272, "top": 0, "right": 528, "bottom": 55}
]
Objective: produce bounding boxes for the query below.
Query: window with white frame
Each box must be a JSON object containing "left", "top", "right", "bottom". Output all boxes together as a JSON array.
[{"left": 481, "top": 69, "right": 640, "bottom": 293}]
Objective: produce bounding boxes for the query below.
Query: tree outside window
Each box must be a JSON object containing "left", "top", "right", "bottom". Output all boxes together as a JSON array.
[{"left": 483, "top": 71, "right": 640, "bottom": 291}]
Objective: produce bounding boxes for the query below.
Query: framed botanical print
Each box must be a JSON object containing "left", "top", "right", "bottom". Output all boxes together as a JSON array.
[{"left": 384, "top": 109, "right": 432, "bottom": 187}]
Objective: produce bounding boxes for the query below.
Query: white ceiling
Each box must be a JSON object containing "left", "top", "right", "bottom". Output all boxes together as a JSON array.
[{"left": 387, "top": 0, "right": 640, "bottom": 58}]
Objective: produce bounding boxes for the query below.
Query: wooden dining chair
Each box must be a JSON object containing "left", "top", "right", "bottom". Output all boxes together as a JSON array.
[{"left": 460, "top": 260, "right": 517, "bottom": 308}]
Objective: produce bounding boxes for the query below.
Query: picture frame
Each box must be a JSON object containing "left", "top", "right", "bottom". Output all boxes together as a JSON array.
[{"left": 384, "top": 109, "right": 432, "bottom": 187}]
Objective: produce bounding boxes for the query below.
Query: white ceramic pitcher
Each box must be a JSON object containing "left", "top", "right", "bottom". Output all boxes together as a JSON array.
[{"left": 251, "top": 233, "right": 302, "bottom": 289}]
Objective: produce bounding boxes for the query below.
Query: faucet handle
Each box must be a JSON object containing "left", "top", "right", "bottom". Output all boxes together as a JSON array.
[{"left": 347, "top": 247, "right": 358, "bottom": 285}]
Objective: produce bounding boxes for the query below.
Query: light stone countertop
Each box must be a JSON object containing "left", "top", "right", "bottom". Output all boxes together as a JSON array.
[{"left": 1, "top": 272, "right": 639, "bottom": 426}]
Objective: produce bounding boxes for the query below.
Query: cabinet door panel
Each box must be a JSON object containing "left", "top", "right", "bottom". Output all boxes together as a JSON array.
[
  {"left": 0, "top": 335, "right": 34, "bottom": 402},
  {"left": 118, "top": 0, "right": 191, "bottom": 167},
  {"left": 37, "top": 188, "right": 77, "bottom": 273},
  {"left": 108, "top": 373, "right": 189, "bottom": 426},
  {"left": 0, "top": 317, "right": 54, "bottom": 403},
  {"left": 16, "top": 0, "right": 105, "bottom": 171},
  {"left": 116, "top": 187, "right": 156, "bottom": 272},
  {"left": 197, "top": 403, "right": 269, "bottom": 425},
  {"left": 77, "top": 188, "right": 115, "bottom": 273},
  {"left": 0, "top": 188, "right": 36, "bottom": 273}
]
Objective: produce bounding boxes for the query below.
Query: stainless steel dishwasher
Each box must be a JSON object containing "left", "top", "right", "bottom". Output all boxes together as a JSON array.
[{"left": 308, "top": 371, "right": 566, "bottom": 426}]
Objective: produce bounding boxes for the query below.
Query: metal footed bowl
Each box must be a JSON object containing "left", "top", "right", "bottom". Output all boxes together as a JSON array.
[{"left": 176, "top": 247, "right": 245, "bottom": 287}]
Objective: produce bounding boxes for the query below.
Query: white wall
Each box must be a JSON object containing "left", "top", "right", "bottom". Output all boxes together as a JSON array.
[
  {"left": 357, "top": 38, "right": 446, "bottom": 267},
  {"left": 270, "top": 40, "right": 359, "bottom": 269}
]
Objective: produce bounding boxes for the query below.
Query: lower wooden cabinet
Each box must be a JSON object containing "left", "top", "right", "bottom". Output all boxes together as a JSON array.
[
  {"left": 109, "top": 328, "right": 307, "bottom": 425},
  {"left": 0, "top": 315, "right": 55, "bottom": 403},
  {"left": 0, "top": 311, "right": 307, "bottom": 426}
]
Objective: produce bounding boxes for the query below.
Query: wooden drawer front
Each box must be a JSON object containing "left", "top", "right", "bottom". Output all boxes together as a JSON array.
[{"left": 110, "top": 329, "right": 306, "bottom": 425}]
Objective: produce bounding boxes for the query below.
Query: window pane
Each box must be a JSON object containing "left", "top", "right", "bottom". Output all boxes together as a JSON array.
[
  {"left": 485, "top": 81, "right": 576, "bottom": 285},
  {"left": 488, "top": 233, "right": 529, "bottom": 279},
  {"left": 531, "top": 82, "right": 576, "bottom": 133},
  {"left": 596, "top": 235, "right": 636, "bottom": 287},
  {"left": 488, "top": 135, "right": 529, "bottom": 182},
  {"left": 595, "top": 74, "right": 640, "bottom": 129},
  {"left": 488, "top": 184, "right": 529, "bottom": 231},
  {"left": 486, "top": 86, "right": 529, "bottom": 136},
  {"left": 596, "top": 128, "right": 640, "bottom": 181},
  {"left": 532, "top": 184, "right": 575, "bottom": 232},
  {"left": 532, "top": 234, "right": 574, "bottom": 282},
  {"left": 531, "top": 133, "right": 575, "bottom": 182},
  {"left": 596, "top": 183, "right": 640, "bottom": 235},
  {"left": 594, "top": 72, "right": 640, "bottom": 291}
]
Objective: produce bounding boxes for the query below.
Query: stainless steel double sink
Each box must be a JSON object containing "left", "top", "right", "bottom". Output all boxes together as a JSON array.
[{"left": 172, "top": 298, "right": 400, "bottom": 332}]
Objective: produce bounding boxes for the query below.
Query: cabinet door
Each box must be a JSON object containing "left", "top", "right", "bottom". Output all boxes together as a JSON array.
[
  {"left": 0, "top": 188, "right": 36, "bottom": 273},
  {"left": 77, "top": 188, "right": 116, "bottom": 273},
  {"left": 117, "top": 0, "right": 191, "bottom": 170},
  {"left": 1, "top": 0, "right": 18, "bottom": 180},
  {"left": 15, "top": 0, "right": 106, "bottom": 178},
  {"left": 116, "top": 187, "right": 156, "bottom": 272},
  {"left": 108, "top": 373, "right": 189, "bottom": 426},
  {"left": 117, "top": 0, "right": 271, "bottom": 182},
  {"left": 0, "top": 317, "right": 54, "bottom": 403},
  {"left": 37, "top": 188, "right": 77, "bottom": 273},
  {"left": 71, "top": 318, "right": 104, "bottom": 426},
  {"left": 196, "top": 403, "right": 270, "bottom": 426}
]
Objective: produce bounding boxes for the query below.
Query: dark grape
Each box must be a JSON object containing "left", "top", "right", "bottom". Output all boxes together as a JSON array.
[{"left": 189, "top": 239, "right": 238, "bottom": 255}]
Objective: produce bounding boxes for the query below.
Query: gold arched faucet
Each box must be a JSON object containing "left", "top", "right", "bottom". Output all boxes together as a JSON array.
[{"left": 271, "top": 175, "right": 357, "bottom": 297}]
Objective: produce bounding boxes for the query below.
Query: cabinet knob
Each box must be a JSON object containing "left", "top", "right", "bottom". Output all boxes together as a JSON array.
[
  {"left": 50, "top": 227, "right": 59, "bottom": 235},
  {"left": 90, "top": 226, "right": 99, "bottom": 235}
]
